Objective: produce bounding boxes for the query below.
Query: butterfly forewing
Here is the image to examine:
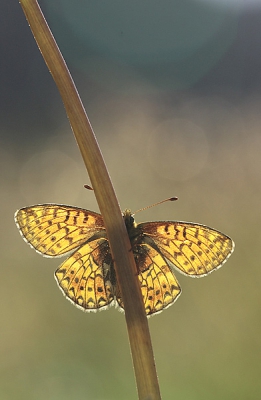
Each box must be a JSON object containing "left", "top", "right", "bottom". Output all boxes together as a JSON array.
[
  {"left": 15, "top": 205, "right": 105, "bottom": 257},
  {"left": 139, "top": 221, "right": 234, "bottom": 277}
]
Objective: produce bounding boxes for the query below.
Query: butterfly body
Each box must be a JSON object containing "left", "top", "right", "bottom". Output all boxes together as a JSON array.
[{"left": 15, "top": 204, "right": 234, "bottom": 316}]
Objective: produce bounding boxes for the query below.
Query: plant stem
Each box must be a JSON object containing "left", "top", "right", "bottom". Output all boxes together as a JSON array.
[{"left": 19, "top": 1, "right": 161, "bottom": 399}]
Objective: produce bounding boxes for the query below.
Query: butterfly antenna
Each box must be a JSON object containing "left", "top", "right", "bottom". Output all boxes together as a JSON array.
[
  {"left": 134, "top": 197, "right": 178, "bottom": 214},
  {"left": 84, "top": 184, "right": 93, "bottom": 190}
]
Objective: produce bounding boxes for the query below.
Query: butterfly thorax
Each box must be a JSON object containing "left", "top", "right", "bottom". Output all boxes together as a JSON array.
[{"left": 122, "top": 209, "right": 152, "bottom": 273}]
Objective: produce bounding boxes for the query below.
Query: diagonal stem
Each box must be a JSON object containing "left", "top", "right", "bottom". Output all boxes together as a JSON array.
[{"left": 19, "top": 1, "right": 161, "bottom": 399}]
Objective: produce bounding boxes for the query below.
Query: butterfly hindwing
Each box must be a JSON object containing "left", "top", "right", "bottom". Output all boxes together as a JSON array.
[
  {"left": 14, "top": 204, "right": 105, "bottom": 257},
  {"left": 135, "top": 244, "right": 181, "bottom": 315},
  {"left": 139, "top": 221, "right": 234, "bottom": 277},
  {"left": 55, "top": 238, "right": 115, "bottom": 311}
]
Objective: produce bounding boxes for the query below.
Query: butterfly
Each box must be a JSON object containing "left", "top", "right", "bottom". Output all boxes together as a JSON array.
[{"left": 14, "top": 203, "right": 234, "bottom": 316}]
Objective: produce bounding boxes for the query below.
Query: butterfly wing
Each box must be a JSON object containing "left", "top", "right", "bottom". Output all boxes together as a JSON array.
[
  {"left": 15, "top": 204, "right": 105, "bottom": 257},
  {"left": 55, "top": 238, "right": 115, "bottom": 311},
  {"left": 139, "top": 221, "right": 234, "bottom": 277},
  {"left": 136, "top": 245, "right": 181, "bottom": 315}
]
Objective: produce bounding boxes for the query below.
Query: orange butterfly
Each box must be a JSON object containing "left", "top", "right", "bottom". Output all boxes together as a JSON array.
[{"left": 15, "top": 204, "right": 234, "bottom": 315}]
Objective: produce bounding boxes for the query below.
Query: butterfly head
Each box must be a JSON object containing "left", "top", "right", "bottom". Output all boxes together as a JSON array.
[{"left": 123, "top": 209, "right": 136, "bottom": 231}]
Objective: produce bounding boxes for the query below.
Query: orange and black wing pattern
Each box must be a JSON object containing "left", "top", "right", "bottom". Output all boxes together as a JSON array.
[
  {"left": 15, "top": 204, "right": 105, "bottom": 257},
  {"left": 139, "top": 220, "right": 234, "bottom": 277},
  {"left": 15, "top": 204, "right": 234, "bottom": 316}
]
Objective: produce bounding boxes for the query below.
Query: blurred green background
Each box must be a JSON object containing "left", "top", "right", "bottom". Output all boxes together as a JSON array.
[{"left": 2, "top": 1, "right": 261, "bottom": 399}]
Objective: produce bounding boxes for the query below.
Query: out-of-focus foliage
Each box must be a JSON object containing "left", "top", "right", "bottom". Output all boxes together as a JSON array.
[{"left": 1, "top": 1, "right": 261, "bottom": 399}]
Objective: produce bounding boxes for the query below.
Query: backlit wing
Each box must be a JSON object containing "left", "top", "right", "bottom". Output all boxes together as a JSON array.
[
  {"left": 115, "top": 244, "right": 181, "bottom": 315},
  {"left": 15, "top": 204, "right": 105, "bottom": 257},
  {"left": 139, "top": 221, "right": 234, "bottom": 277},
  {"left": 138, "top": 246, "right": 181, "bottom": 315},
  {"left": 55, "top": 238, "right": 115, "bottom": 311}
]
